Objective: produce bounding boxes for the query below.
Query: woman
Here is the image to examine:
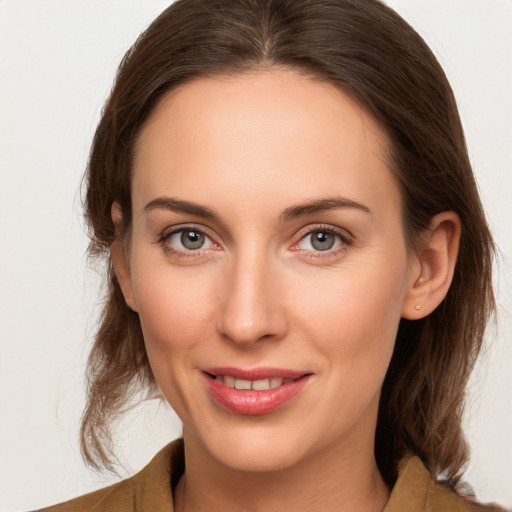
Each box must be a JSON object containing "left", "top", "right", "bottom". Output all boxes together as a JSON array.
[{"left": 36, "top": 0, "right": 504, "bottom": 510}]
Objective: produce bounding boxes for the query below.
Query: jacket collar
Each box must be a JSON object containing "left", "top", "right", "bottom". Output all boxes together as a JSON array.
[{"left": 141, "top": 441, "right": 474, "bottom": 512}]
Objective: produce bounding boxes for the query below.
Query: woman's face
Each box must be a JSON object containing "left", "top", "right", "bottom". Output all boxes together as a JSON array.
[{"left": 122, "top": 69, "right": 418, "bottom": 472}]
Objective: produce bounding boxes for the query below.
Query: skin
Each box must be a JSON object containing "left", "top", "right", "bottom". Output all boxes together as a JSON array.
[{"left": 112, "top": 69, "right": 460, "bottom": 512}]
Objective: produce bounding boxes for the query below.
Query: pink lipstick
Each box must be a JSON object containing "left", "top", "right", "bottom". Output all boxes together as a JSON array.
[{"left": 202, "top": 367, "right": 312, "bottom": 415}]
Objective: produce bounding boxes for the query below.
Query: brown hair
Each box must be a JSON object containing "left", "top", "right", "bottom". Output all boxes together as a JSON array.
[{"left": 81, "top": 0, "right": 495, "bottom": 485}]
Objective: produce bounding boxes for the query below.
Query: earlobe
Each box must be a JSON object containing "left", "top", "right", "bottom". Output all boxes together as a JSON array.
[
  {"left": 110, "top": 202, "right": 138, "bottom": 312},
  {"left": 402, "top": 211, "right": 461, "bottom": 320}
]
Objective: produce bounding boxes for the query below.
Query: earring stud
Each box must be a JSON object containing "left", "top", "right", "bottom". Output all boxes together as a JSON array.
[{"left": 415, "top": 305, "right": 422, "bottom": 311}]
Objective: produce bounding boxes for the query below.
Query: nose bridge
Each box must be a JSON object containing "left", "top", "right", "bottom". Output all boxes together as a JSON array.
[{"left": 217, "top": 243, "right": 285, "bottom": 345}]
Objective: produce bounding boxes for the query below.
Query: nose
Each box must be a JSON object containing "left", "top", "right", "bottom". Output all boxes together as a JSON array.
[{"left": 216, "top": 249, "right": 287, "bottom": 346}]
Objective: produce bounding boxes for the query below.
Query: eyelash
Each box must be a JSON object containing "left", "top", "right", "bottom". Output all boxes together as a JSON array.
[
  {"left": 157, "top": 223, "right": 353, "bottom": 259},
  {"left": 157, "top": 224, "right": 221, "bottom": 258},
  {"left": 291, "top": 224, "right": 353, "bottom": 259}
]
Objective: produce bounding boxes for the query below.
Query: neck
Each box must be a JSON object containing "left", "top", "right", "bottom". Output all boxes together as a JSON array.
[{"left": 174, "top": 431, "right": 389, "bottom": 512}]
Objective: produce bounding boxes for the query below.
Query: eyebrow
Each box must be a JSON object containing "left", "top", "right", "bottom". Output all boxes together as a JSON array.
[
  {"left": 143, "top": 195, "right": 372, "bottom": 221},
  {"left": 281, "top": 197, "right": 372, "bottom": 221},
  {"left": 144, "top": 197, "right": 220, "bottom": 219}
]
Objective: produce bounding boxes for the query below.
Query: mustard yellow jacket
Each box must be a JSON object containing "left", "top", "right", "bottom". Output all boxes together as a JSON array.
[{"left": 37, "top": 439, "right": 504, "bottom": 512}]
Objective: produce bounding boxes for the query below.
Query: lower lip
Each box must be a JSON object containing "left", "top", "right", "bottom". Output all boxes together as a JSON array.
[{"left": 203, "top": 373, "right": 312, "bottom": 415}]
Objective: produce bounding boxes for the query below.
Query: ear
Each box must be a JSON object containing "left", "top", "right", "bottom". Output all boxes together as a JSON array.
[
  {"left": 402, "top": 211, "right": 461, "bottom": 320},
  {"left": 110, "top": 202, "right": 138, "bottom": 312}
]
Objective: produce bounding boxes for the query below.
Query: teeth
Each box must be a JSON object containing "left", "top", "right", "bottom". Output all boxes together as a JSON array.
[
  {"left": 234, "top": 379, "right": 252, "bottom": 390},
  {"left": 224, "top": 375, "right": 235, "bottom": 387},
  {"left": 252, "top": 378, "right": 271, "bottom": 390},
  {"left": 270, "top": 377, "right": 284, "bottom": 388},
  {"left": 215, "top": 375, "right": 287, "bottom": 390}
]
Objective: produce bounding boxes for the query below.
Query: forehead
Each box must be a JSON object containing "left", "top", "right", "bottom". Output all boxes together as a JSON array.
[{"left": 132, "top": 69, "right": 400, "bottom": 217}]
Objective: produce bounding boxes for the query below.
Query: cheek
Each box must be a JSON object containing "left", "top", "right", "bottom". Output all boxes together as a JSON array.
[
  {"left": 130, "top": 262, "right": 219, "bottom": 417},
  {"left": 292, "top": 252, "right": 408, "bottom": 372},
  {"left": 131, "top": 262, "right": 216, "bottom": 357}
]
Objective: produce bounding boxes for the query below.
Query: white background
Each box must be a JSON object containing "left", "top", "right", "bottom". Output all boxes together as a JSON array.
[{"left": 0, "top": 1, "right": 511, "bottom": 510}]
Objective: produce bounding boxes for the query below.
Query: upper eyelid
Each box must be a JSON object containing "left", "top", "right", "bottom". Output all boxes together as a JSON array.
[
  {"left": 161, "top": 223, "right": 217, "bottom": 239},
  {"left": 157, "top": 224, "right": 222, "bottom": 253},
  {"left": 294, "top": 223, "right": 354, "bottom": 242}
]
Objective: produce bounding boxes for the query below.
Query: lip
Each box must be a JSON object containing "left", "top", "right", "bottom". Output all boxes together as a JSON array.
[
  {"left": 202, "top": 367, "right": 307, "bottom": 380},
  {"left": 201, "top": 367, "right": 313, "bottom": 416}
]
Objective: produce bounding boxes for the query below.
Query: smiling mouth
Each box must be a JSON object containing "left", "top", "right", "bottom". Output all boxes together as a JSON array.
[
  {"left": 202, "top": 367, "right": 314, "bottom": 416},
  {"left": 207, "top": 374, "right": 297, "bottom": 391},
  {"left": 202, "top": 368, "right": 312, "bottom": 415}
]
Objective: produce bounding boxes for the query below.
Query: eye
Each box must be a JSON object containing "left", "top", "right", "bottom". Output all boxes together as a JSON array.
[
  {"left": 163, "top": 227, "right": 219, "bottom": 253},
  {"left": 301, "top": 231, "right": 339, "bottom": 251},
  {"left": 172, "top": 229, "right": 207, "bottom": 250},
  {"left": 291, "top": 225, "right": 352, "bottom": 255}
]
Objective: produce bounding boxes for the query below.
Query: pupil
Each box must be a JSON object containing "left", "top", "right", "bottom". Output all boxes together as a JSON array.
[
  {"left": 181, "top": 230, "right": 204, "bottom": 249},
  {"left": 312, "top": 231, "right": 335, "bottom": 251}
]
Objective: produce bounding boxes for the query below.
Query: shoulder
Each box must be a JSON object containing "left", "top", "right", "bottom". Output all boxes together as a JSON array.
[
  {"left": 432, "top": 479, "right": 505, "bottom": 512},
  {"left": 35, "top": 477, "right": 139, "bottom": 512},
  {"left": 34, "top": 439, "right": 184, "bottom": 512},
  {"left": 384, "top": 455, "right": 506, "bottom": 512}
]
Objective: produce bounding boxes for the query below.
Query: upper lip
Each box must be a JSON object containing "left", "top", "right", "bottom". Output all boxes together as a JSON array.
[{"left": 201, "top": 367, "right": 310, "bottom": 380}]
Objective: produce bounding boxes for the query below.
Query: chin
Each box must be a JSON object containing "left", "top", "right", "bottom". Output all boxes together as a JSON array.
[
  {"left": 216, "top": 439, "right": 306, "bottom": 473},
  {"left": 188, "top": 421, "right": 311, "bottom": 473}
]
